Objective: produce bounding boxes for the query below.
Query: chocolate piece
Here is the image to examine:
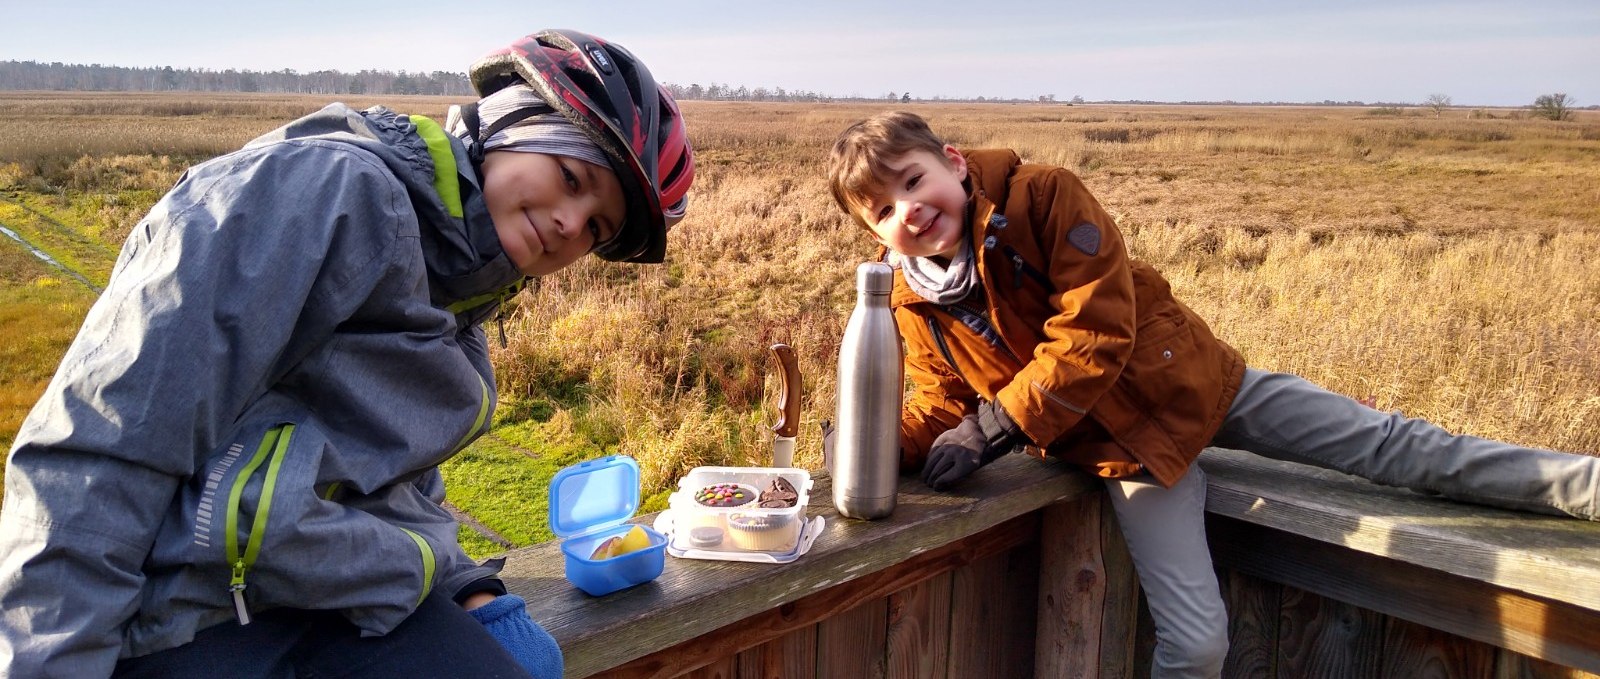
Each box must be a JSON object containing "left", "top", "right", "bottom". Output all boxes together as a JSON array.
[{"left": 757, "top": 476, "right": 799, "bottom": 508}]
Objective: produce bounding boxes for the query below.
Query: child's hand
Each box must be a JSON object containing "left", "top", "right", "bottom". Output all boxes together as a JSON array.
[
  {"left": 924, "top": 416, "right": 986, "bottom": 489},
  {"left": 923, "top": 402, "right": 1025, "bottom": 490}
]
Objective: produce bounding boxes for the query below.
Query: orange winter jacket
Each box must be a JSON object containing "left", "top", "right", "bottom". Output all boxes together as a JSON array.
[{"left": 892, "top": 149, "right": 1245, "bottom": 488}]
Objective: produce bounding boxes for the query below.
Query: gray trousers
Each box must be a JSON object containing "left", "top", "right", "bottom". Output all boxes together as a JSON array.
[{"left": 1107, "top": 368, "right": 1600, "bottom": 679}]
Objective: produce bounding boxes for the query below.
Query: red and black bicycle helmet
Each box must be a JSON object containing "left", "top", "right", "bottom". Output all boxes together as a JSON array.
[{"left": 467, "top": 29, "right": 694, "bottom": 264}]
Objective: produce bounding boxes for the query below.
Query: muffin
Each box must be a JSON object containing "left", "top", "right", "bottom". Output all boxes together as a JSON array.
[{"left": 726, "top": 511, "right": 799, "bottom": 552}]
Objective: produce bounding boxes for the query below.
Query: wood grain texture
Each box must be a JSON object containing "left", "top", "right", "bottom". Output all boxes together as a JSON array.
[
  {"left": 948, "top": 546, "right": 1039, "bottom": 679},
  {"left": 817, "top": 597, "right": 889, "bottom": 679},
  {"left": 1000, "top": 540, "right": 1044, "bottom": 677},
  {"left": 1380, "top": 616, "right": 1495, "bottom": 679},
  {"left": 1097, "top": 494, "right": 1138, "bottom": 679},
  {"left": 1495, "top": 652, "right": 1600, "bottom": 679},
  {"left": 733, "top": 625, "right": 817, "bottom": 679},
  {"left": 885, "top": 570, "right": 952, "bottom": 679},
  {"left": 1198, "top": 447, "right": 1600, "bottom": 614},
  {"left": 503, "top": 456, "right": 1098, "bottom": 678},
  {"left": 678, "top": 656, "right": 738, "bottom": 679},
  {"left": 1035, "top": 497, "right": 1104, "bottom": 679},
  {"left": 599, "top": 515, "right": 1040, "bottom": 679},
  {"left": 1208, "top": 516, "right": 1600, "bottom": 674},
  {"left": 1217, "top": 569, "right": 1280, "bottom": 679},
  {"left": 1275, "top": 587, "right": 1386, "bottom": 679}
]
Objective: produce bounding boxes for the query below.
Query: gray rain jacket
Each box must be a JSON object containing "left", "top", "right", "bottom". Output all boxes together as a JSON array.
[{"left": 0, "top": 103, "right": 527, "bottom": 677}]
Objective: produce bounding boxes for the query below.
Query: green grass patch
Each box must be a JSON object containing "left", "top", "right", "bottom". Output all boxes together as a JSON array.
[
  {"left": 0, "top": 260, "right": 97, "bottom": 495},
  {"left": 0, "top": 194, "right": 119, "bottom": 288},
  {"left": 443, "top": 412, "right": 674, "bottom": 559},
  {"left": 456, "top": 525, "right": 506, "bottom": 561}
]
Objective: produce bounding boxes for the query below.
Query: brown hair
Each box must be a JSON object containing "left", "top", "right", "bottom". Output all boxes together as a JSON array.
[{"left": 826, "top": 111, "right": 950, "bottom": 227}]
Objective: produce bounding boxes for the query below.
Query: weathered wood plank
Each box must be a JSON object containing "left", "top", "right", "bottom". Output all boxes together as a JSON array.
[
  {"left": 1208, "top": 516, "right": 1600, "bottom": 674},
  {"left": 678, "top": 656, "right": 737, "bottom": 679},
  {"left": 734, "top": 625, "right": 816, "bottom": 679},
  {"left": 1495, "top": 651, "right": 1600, "bottom": 679},
  {"left": 502, "top": 456, "right": 1097, "bottom": 678},
  {"left": 885, "top": 570, "right": 952, "bottom": 679},
  {"left": 948, "top": 549, "right": 1005, "bottom": 679},
  {"left": 1001, "top": 540, "right": 1043, "bottom": 677},
  {"left": 1275, "top": 587, "right": 1386, "bottom": 679},
  {"left": 948, "top": 543, "right": 1040, "bottom": 679},
  {"left": 1097, "top": 494, "right": 1138, "bottom": 679},
  {"left": 598, "top": 514, "right": 1041, "bottom": 679},
  {"left": 1199, "top": 447, "right": 1600, "bottom": 614},
  {"left": 1379, "top": 615, "right": 1495, "bottom": 679},
  {"left": 818, "top": 597, "right": 889, "bottom": 679},
  {"left": 1218, "top": 568, "right": 1279, "bottom": 679},
  {"left": 1036, "top": 496, "right": 1105, "bottom": 678},
  {"left": 1132, "top": 594, "right": 1154, "bottom": 679}
]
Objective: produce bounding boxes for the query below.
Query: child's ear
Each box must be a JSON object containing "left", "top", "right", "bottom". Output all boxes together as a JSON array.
[{"left": 943, "top": 144, "right": 967, "bottom": 180}]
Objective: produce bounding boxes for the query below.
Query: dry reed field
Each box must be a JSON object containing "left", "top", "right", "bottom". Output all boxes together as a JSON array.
[{"left": 2, "top": 93, "right": 1598, "bottom": 536}]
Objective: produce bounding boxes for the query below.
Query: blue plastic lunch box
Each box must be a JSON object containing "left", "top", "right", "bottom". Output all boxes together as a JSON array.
[{"left": 548, "top": 455, "right": 667, "bottom": 596}]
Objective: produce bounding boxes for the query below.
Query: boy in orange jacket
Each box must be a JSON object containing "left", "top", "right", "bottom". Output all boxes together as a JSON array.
[{"left": 826, "top": 111, "right": 1599, "bottom": 678}]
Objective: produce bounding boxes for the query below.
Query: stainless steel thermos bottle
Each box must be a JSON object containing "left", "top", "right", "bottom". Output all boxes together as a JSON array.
[{"left": 832, "top": 262, "right": 903, "bottom": 519}]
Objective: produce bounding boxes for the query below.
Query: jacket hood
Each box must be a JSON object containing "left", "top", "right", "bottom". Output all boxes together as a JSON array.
[{"left": 247, "top": 104, "right": 525, "bottom": 314}]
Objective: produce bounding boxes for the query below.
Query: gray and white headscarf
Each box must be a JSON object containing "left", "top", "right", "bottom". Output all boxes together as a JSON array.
[
  {"left": 446, "top": 83, "right": 610, "bottom": 169},
  {"left": 891, "top": 234, "right": 979, "bottom": 305}
]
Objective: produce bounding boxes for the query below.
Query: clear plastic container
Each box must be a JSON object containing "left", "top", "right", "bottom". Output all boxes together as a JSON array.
[
  {"left": 667, "top": 466, "right": 811, "bottom": 554},
  {"left": 549, "top": 455, "right": 666, "bottom": 596}
]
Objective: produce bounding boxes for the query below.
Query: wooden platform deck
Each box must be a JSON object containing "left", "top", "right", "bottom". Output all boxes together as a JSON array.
[{"left": 500, "top": 449, "right": 1600, "bottom": 678}]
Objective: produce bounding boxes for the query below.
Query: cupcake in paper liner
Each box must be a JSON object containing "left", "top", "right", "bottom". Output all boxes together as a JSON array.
[{"left": 726, "top": 511, "right": 799, "bottom": 552}]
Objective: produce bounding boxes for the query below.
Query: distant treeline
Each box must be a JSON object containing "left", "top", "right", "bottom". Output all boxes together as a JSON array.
[
  {"left": 5, "top": 60, "right": 1573, "bottom": 109},
  {"left": 0, "top": 60, "right": 475, "bottom": 96},
  {"left": 0, "top": 60, "right": 1067, "bottom": 103}
]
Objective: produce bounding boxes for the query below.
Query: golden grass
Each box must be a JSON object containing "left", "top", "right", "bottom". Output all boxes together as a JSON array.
[{"left": 2, "top": 94, "right": 1597, "bottom": 502}]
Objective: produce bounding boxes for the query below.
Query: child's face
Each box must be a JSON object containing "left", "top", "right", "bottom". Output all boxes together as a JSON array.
[
  {"left": 854, "top": 145, "right": 970, "bottom": 260},
  {"left": 481, "top": 150, "right": 626, "bottom": 277}
]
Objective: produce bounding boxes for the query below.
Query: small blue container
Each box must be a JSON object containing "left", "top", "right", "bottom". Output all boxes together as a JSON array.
[{"left": 549, "top": 455, "right": 666, "bottom": 596}]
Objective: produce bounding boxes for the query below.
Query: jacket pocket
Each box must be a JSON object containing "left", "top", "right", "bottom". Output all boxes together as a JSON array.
[{"left": 224, "top": 422, "right": 295, "bottom": 624}]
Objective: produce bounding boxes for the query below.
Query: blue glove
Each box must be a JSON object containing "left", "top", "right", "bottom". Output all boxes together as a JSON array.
[{"left": 468, "top": 594, "right": 564, "bottom": 679}]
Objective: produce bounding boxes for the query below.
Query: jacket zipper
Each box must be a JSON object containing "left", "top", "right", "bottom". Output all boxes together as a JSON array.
[
  {"left": 1002, "top": 245, "right": 1053, "bottom": 290},
  {"left": 925, "top": 316, "right": 969, "bottom": 386},
  {"left": 225, "top": 423, "right": 295, "bottom": 625}
]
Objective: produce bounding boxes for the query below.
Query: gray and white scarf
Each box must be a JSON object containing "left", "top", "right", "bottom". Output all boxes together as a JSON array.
[
  {"left": 891, "top": 235, "right": 979, "bottom": 305},
  {"left": 445, "top": 84, "right": 609, "bottom": 168}
]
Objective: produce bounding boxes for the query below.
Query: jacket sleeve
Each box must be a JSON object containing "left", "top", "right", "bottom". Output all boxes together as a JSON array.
[
  {"left": 0, "top": 142, "right": 408, "bottom": 677},
  {"left": 993, "top": 169, "right": 1137, "bottom": 448},
  {"left": 895, "top": 307, "right": 979, "bottom": 472}
]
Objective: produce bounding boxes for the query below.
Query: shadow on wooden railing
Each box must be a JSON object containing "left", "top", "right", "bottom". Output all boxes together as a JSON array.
[{"left": 502, "top": 448, "right": 1600, "bottom": 679}]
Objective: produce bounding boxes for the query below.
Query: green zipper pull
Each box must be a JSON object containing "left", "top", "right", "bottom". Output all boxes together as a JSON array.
[{"left": 230, "top": 559, "right": 251, "bottom": 625}]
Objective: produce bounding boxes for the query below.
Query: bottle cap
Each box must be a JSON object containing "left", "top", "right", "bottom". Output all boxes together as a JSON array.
[{"left": 856, "top": 262, "right": 893, "bottom": 295}]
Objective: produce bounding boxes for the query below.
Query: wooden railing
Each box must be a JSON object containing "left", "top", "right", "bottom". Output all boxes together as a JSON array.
[{"left": 502, "top": 449, "right": 1600, "bottom": 678}]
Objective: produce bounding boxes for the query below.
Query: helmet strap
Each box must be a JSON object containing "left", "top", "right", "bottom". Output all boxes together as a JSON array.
[{"left": 461, "top": 101, "right": 555, "bottom": 166}]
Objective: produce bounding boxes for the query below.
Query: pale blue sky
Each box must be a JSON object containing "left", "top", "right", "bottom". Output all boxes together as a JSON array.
[{"left": 3, "top": 0, "right": 1596, "bottom": 106}]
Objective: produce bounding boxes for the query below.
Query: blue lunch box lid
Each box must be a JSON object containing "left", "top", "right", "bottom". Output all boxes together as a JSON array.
[{"left": 548, "top": 454, "right": 641, "bottom": 539}]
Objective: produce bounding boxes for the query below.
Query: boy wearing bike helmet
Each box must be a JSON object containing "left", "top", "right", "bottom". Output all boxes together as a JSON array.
[
  {"left": 0, "top": 29, "right": 693, "bottom": 679},
  {"left": 826, "top": 111, "right": 1599, "bottom": 678}
]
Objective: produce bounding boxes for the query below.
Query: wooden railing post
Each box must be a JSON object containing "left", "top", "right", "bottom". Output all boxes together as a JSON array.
[{"left": 1035, "top": 491, "right": 1137, "bottom": 678}]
